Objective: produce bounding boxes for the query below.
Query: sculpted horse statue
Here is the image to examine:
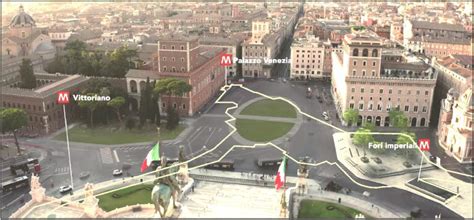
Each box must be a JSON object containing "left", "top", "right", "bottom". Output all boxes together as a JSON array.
[{"left": 151, "top": 157, "right": 181, "bottom": 218}]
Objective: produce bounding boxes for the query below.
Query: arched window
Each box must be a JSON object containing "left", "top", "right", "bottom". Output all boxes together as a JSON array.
[
  {"left": 362, "top": 49, "right": 369, "bottom": 57},
  {"left": 352, "top": 48, "right": 359, "bottom": 56},
  {"left": 130, "top": 80, "right": 137, "bottom": 93},
  {"left": 372, "top": 49, "right": 378, "bottom": 57}
]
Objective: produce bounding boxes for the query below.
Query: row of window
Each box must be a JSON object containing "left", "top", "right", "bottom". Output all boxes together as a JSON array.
[
  {"left": 295, "top": 53, "right": 322, "bottom": 59},
  {"left": 349, "top": 102, "right": 428, "bottom": 113},
  {"left": 161, "top": 45, "right": 185, "bottom": 50},
  {"left": 162, "top": 66, "right": 186, "bottom": 73},
  {"left": 295, "top": 59, "right": 322, "bottom": 64},
  {"left": 352, "top": 70, "right": 376, "bottom": 76},
  {"left": 353, "top": 60, "right": 377, "bottom": 67},
  {"left": 351, "top": 88, "right": 430, "bottom": 96},
  {"left": 295, "top": 65, "right": 321, "bottom": 69},
  {"left": 293, "top": 70, "right": 321, "bottom": 75},
  {"left": 2, "top": 102, "right": 56, "bottom": 111},
  {"left": 162, "top": 57, "right": 185, "bottom": 62},
  {"left": 295, "top": 49, "right": 323, "bottom": 53},
  {"left": 352, "top": 48, "right": 379, "bottom": 57}
]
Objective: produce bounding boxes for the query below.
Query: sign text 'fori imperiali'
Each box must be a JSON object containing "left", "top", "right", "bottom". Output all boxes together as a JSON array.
[{"left": 368, "top": 142, "right": 418, "bottom": 151}]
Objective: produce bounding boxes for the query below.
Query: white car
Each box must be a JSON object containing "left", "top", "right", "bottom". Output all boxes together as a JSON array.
[
  {"left": 59, "top": 185, "right": 72, "bottom": 194},
  {"left": 322, "top": 112, "right": 328, "bottom": 117},
  {"left": 113, "top": 169, "right": 123, "bottom": 176}
]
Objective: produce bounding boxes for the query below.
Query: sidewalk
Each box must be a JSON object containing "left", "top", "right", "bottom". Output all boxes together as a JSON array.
[
  {"left": 332, "top": 133, "right": 473, "bottom": 218},
  {"left": 292, "top": 191, "right": 403, "bottom": 218}
]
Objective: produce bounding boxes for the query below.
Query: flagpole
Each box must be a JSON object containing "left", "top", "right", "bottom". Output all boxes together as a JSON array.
[{"left": 63, "top": 105, "right": 74, "bottom": 189}]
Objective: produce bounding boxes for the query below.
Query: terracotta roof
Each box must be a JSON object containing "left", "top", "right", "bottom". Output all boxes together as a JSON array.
[
  {"left": 410, "top": 20, "right": 466, "bottom": 32},
  {"left": 125, "top": 69, "right": 159, "bottom": 80}
]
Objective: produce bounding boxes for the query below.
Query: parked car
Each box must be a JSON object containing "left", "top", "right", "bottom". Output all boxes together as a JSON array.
[
  {"left": 59, "top": 185, "right": 73, "bottom": 194},
  {"left": 113, "top": 169, "right": 123, "bottom": 176},
  {"left": 322, "top": 112, "right": 328, "bottom": 117},
  {"left": 79, "top": 171, "right": 90, "bottom": 179}
]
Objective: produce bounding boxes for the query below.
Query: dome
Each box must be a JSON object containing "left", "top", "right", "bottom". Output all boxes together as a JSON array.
[{"left": 9, "top": 5, "right": 36, "bottom": 27}]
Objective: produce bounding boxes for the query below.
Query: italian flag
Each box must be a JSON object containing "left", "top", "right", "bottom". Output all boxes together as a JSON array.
[
  {"left": 140, "top": 142, "right": 160, "bottom": 173},
  {"left": 274, "top": 157, "right": 287, "bottom": 190}
]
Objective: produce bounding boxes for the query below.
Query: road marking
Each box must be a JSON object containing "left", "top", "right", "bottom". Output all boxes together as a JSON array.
[
  {"left": 204, "top": 128, "right": 216, "bottom": 145},
  {"left": 113, "top": 150, "right": 120, "bottom": 163},
  {"left": 7, "top": 194, "right": 24, "bottom": 207}
]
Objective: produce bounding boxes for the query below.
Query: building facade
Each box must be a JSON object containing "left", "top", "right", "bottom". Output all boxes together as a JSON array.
[
  {"left": 126, "top": 36, "right": 225, "bottom": 116},
  {"left": 437, "top": 88, "right": 473, "bottom": 163},
  {"left": 0, "top": 74, "right": 88, "bottom": 136},
  {"left": 290, "top": 35, "right": 327, "bottom": 80},
  {"left": 331, "top": 32, "right": 436, "bottom": 127}
]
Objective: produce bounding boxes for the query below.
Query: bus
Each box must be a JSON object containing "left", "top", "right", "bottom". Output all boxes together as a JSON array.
[
  {"left": 1, "top": 175, "right": 29, "bottom": 192},
  {"left": 257, "top": 157, "right": 282, "bottom": 167},
  {"left": 205, "top": 160, "right": 234, "bottom": 171},
  {"left": 10, "top": 158, "right": 40, "bottom": 175}
]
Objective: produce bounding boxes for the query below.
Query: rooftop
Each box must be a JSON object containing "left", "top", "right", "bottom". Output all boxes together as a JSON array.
[{"left": 410, "top": 20, "right": 467, "bottom": 32}]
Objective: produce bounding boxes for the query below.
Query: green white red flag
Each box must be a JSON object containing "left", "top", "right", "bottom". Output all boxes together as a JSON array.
[
  {"left": 274, "top": 156, "right": 287, "bottom": 190},
  {"left": 140, "top": 142, "right": 160, "bottom": 172}
]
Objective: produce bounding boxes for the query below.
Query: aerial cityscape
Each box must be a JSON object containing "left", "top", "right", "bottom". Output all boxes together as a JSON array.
[{"left": 0, "top": 0, "right": 472, "bottom": 218}]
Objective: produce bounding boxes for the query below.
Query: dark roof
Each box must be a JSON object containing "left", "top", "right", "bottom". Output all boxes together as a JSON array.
[
  {"left": 452, "top": 54, "right": 474, "bottom": 67},
  {"left": 125, "top": 69, "right": 159, "bottom": 80},
  {"left": 410, "top": 20, "right": 466, "bottom": 32},
  {"left": 9, "top": 6, "right": 35, "bottom": 27},
  {"left": 1, "top": 74, "right": 88, "bottom": 98}
]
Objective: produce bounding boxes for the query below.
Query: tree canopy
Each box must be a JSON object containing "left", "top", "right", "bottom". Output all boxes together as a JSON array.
[
  {"left": 46, "top": 40, "right": 138, "bottom": 78},
  {"left": 343, "top": 108, "right": 359, "bottom": 126},
  {"left": 19, "top": 59, "right": 36, "bottom": 89}
]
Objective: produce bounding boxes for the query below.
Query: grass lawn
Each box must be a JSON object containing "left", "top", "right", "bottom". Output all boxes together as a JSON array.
[
  {"left": 298, "top": 200, "right": 370, "bottom": 218},
  {"left": 54, "top": 124, "right": 185, "bottom": 145},
  {"left": 240, "top": 99, "right": 297, "bottom": 118},
  {"left": 236, "top": 119, "right": 294, "bottom": 142},
  {"left": 97, "top": 184, "right": 153, "bottom": 211}
]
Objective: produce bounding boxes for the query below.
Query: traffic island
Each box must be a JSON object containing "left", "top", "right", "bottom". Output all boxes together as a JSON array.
[
  {"left": 235, "top": 119, "right": 294, "bottom": 143},
  {"left": 334, "top": 133, "right": 436, "bottom": 178},
  {"left": 232, "top": 97, "right": 303, "bottom": 144}
]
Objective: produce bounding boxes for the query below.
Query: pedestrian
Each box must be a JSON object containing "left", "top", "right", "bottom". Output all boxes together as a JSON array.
[
  {"left": 338, "top": 198, "right": 341, "bottom": 203},
  {"left": 192, "top": 185, "right": 195, "bottom": 192},
  {"left": 371, "top": 204, "right": 374, "bottom": 208}
]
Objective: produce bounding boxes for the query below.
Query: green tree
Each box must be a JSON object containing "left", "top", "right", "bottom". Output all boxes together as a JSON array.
[
  {"left": 101, "top": 46, "right": 138, "bottom": 78},
  {"left": 107, "top": 96, "right": 126, "bottom": 124},
  {"left": 389, "top": 109, "right": 409, "bottom": 130},
  {"left": 0, "top": 108, "right": 28, "bottom": 155},
  {"left": 78, "top": 93, "right": 100, "bottom": 127},
  {"left": 45, "top": 55, "right": 65, "bottom": 74},
  {"left": 353, "top": 128, "right": 375, "bottom": 148},
  {"left": 343, "top": 108, "right": 359, "bottom": 126},
  {"left": 19, "top": 59, "right": 37, "bottom": 89},
  {"left": 139, "top": 78, "right": 154, "bottom": 126},
  {"left": 396, "top": 132, "right": 418, "bottom": 160},
  {"left": 154, "top": 78, "right": 192, "bottom": 129},
  {"left": 64, "top": 40, "right": 87, "bottom": 74},
  {"left": 151, "top": 95, "right": 161, "bottom": 126}
]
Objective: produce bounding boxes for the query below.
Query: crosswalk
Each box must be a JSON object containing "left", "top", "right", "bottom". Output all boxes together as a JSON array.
[
  {"left": 54, "top": 167, "right": 69, "bottom": 175},
  {"left": 116, "top": 145, "right": 149, "bottom": 152},
  {"left": 99, "top": 147, "right": 114, "bottom": 164}
]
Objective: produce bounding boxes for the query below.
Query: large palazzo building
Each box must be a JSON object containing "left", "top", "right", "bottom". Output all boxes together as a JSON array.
[
  {"left": 331, "top": 31, "right": 437, "bottom": 127},
  {"left": 125, "top": 36, "right": 225, "bottom": 116},
  {"left": 437, "top": 88, "right": 473, "bottom": 163}
]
